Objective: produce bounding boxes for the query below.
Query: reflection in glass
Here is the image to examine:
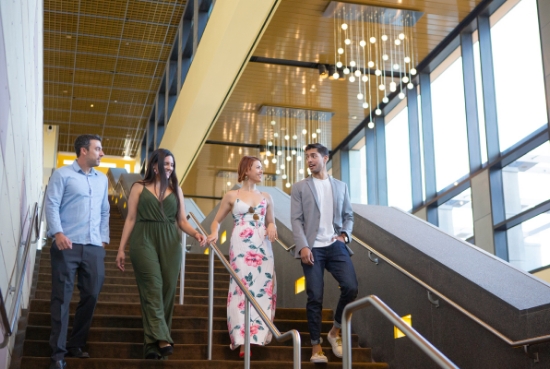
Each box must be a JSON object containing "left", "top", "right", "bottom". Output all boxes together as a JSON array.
[
  {"left": 386, "top": 106, "right": 412, "bottom": 211},
  {"left": 503, "top": 142, "right": 550, "bottom": 218},
  {"left": 508, "top": 211, "right": 550, "bottom": 272},
  {"left": 491, "top": 0, "right": 547, "bottom": 152},
  {"left": 437, "top": 188, "right": 474, "bottom": 240},
  {"left": 431, "top": 55, "right": 470, "bottom": 191},
  {"left": 350, "top": 144, "right": 368, "bottom": 204}
]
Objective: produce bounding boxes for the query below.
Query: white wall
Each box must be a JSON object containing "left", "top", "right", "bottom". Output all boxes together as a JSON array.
[
  {"left": 43, "top": 124, "right": 59, "bottom": 185},
  {"left": 0, "top": 0, "right": 43, "bottom": 366}
]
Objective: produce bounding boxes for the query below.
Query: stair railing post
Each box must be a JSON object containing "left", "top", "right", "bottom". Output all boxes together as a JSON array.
[
  {"left": 207, "top": 241, "right": 214, "bottom": 360},
  {"left": 342, "top": 304, "right": 354, "bottom": 369},
  {"left": 179, "top": 232, "right": 186, "bottom": 305},
  {"left": 244, "top": 301, "right": 251, "bottom": 368}
]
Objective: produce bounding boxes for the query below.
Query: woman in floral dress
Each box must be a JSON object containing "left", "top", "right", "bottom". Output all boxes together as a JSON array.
[{"left": 207, "top": 156, "right": 278, "bottom": 358}]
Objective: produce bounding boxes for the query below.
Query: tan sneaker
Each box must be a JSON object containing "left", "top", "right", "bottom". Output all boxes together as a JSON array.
[
  {"left": 310, "top": 351, "right": 328, "bottom": 363},
  {"left": 327, "top": 334, "right": 343, "bottom": 358}
]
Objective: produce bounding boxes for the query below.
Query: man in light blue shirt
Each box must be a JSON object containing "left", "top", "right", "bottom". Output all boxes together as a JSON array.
[{"left": 45, "top": 134, "right": 110, "bottom": 369}]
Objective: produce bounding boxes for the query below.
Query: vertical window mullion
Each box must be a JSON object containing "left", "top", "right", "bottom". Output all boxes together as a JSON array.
[
  {"left": 375, "top": 115, "right": 388, "bottom": 206},
  {"left": 365, "top": 124, "right": 378, "bottom": 205},
  {"left": 407, "top": 88, "right": 423, "bottom": 209},
  {"left": 419, "top": 73, "right": 438, "bottom": 225},
  {"left": 478, "top": 13, "right": 507, "bottom": 260},
  {"left": 340, "top": 149, "right": 351, "bottom": 188},
  {"left": 461, "top": 32, "right": 482, "bottom": 172}
]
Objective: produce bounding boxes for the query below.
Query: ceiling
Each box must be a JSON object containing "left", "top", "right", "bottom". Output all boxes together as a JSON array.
[
  {"left": 182, "top": 0, "right": 483, "bottom": 211},
  {"left": 43, "top": 0, "right": 484, "bottom": 212},
  {"left": 44, "top": 0, "right": 186, "bottom": 156}
]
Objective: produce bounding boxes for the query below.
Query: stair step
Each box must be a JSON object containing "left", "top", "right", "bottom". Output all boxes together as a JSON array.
[
  {"left": 37, "top": 278, "right": 230, "bottom": 289},
  {"left": 22, "top": 341, "right": 372, "bottom": 361},
  {"left": 40, "top": 254, "right": 226, "bottom": 272},
  {"left": 24, "top": 327, "right": 359, "bottom": 347},
  {"left": 20, "top": 357, "right": 388, "bottom": 368},
  {"left": 26, "top": 313, "right": 332, "bottom": 332},
  {"left": 40, "top": 249, "right": 224, "bottom": 263},
  {"left": 32, "top": 291, "right": 228, "bottom": 304},
  {"left": 36, "top": 272, "right": 230, "bottom": 285},
  {"left": 33, "top": 284, "right": 229, "bottom": 297},
  {"left": 37, "top": 266, "right": 229, "bottom": 278},
  {"left": 28, "top": 300, "right": 334, "bottom": 320}
]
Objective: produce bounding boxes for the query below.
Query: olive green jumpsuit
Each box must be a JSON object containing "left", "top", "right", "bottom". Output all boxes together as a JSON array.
[{"left": 129, "top": 186, "right": 182, "bottom": 358}]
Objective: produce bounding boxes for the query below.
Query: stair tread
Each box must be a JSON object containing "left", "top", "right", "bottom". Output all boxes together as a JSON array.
[{"left": 21, "top": 357, "right": 388, "bottom": 368}]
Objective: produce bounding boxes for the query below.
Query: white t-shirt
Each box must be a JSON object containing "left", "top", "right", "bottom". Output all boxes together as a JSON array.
[{"left": 312, "top": 177, "right": 337, "bottom": 248}]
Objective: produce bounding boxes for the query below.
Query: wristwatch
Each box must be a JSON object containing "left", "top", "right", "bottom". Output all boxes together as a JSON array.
[{"left": 341, "top": 233, "right": 349, "bottom": 244}]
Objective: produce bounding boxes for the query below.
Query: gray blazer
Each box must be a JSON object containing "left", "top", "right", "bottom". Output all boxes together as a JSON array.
[{"left": 290, "top": 176, "right": 354, "bottom": 259}]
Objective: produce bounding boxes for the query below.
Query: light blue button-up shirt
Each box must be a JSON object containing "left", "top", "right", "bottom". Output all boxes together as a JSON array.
[{"left": 46, "top": 160, "right": 110, "bottom": 246}]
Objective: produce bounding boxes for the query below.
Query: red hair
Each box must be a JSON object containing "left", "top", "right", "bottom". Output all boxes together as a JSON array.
[{"left": 237, "top": 156, "right": 261, "bottom": 182}]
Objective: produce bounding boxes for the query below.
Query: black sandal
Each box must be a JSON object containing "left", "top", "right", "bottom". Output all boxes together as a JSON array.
[
  {"left": 145, "top": 352, "right": 160, "bottom": 360},
  {"left": 159, "top": 343, "right": 173, "bottom": 357}
]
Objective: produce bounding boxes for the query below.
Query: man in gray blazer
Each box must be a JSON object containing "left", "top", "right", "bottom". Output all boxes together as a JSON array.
[{"left": 291, "top": 143, "right": 358, "bottom": 364}]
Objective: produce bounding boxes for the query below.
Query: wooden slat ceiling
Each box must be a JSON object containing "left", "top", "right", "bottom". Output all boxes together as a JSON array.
[
  {"left": 44, "top": 0, "right": 186, "bottom": 155},
  {"left": 183, "top": 0, "right": 482, "bottom": 206}
]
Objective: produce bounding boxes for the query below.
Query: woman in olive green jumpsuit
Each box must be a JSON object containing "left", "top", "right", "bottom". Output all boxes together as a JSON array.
[{"left": 116, "top": 149, "right": 206, "bottom": 359}]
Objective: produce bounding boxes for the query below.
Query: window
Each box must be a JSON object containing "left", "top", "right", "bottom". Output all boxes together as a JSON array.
[
  {"left": 507, "top": 211, "right": 550, "bottom": 272},
  {"left": 491, "top": 0, "right": 547, "bottom": 152},
  {"left": 431, "top": 49, "right": 470, "bottom": 191},
  {"left": 503, "top": 142, "right": 550, "bottom": 218},
  {"left": 438, "top": 188, "right": 474, "bottom": 240},
  {"left": 350, "top": 140, "right": 367, "bottom": 204},
  {"left": 386, "top": 104, "right": 412, "bottom": 210}
]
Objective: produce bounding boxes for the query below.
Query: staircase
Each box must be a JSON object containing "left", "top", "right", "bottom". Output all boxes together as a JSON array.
[{"left": 18, "top": 200, "right": 388, "bottom": 368}]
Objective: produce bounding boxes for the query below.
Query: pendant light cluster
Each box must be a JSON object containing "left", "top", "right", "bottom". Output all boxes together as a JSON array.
[
  {"left": 325, "top": 2, "right": 422, "bottom": 128},
  {"left": 258, "top": 105, "right": 332, "bottom": 190}
]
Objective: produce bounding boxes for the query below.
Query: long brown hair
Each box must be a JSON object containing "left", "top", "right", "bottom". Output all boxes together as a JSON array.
[
  {"left": 237, "top": 156, "right": 261, "bottom": 182},
  {"left": 140, "top": 149, "right": 180, "bottom": 215}
]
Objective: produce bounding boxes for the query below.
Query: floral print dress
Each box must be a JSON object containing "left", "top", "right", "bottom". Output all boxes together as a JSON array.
[{"left": 227, "top": 195, "right": 276, "bottom": 350}]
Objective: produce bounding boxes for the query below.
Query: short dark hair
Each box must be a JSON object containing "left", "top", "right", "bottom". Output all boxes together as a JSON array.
[
  {"left": 305, "top": 143, "right": 329, "bottom": 157},
  {"left": 74, "top": 134, "right": 102, "bottom": 157}
]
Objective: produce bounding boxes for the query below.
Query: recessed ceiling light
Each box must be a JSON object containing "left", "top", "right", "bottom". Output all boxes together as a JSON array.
[
  {"left": 351, "top": 115, "right": 357, "bottom": 120},
  {"left": 66, "top": 35, "right": 72, "bottom": 39},
  {"left": 62, "top": 90, "right": 68, "bottom": 93},
  {"left": 90, "top": 104, "right": 94, "bottom": 107},
  {"left": 114, "top": 100, "right": 118, "bottom": 103},
  {"left": 125, "top": 42, "right": 129, "bottom": 46}
]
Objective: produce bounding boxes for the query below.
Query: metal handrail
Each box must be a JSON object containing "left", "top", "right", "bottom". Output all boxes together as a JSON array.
[
  {"left": 179, "top": 232, "right": 186, "bottom": 305},
  {"left": 274, "top": 237, "right": 294, "bottom": 252},
  {"left": 0, "top": 202, "right": 40, "bottom": 348},
  {"left": 342, "top": 295, "right": 459, "bottom": 369},
  {"left": 352, "top": 235, "right": 550, "bottom": 348},
  {"left": 187, "top": 212, "right": 301, "bottom": 369}
]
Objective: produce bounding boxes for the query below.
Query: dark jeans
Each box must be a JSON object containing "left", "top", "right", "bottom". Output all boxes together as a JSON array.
[
  {"left": 301, "top": 241, "right": 358, "bottom": 345},
  {"left": 49, "top": 243, "right": 105, "bottom": 361}
]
